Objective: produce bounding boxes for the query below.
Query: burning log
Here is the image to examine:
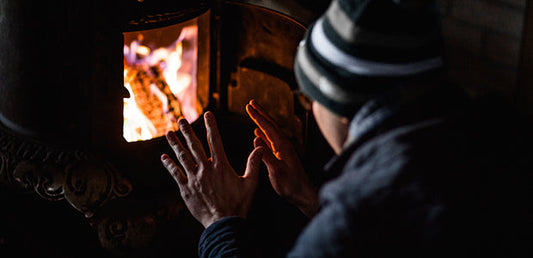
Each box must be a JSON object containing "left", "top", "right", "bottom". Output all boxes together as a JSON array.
[
  {"left": 150, "top": 66, "right": 185, "bottom": 122},
  {"left": 125, "top": 64, "right": 184, "bottom": 138},
  {"left": 123, "top": 24, "right": 200, "bottom": 142}
]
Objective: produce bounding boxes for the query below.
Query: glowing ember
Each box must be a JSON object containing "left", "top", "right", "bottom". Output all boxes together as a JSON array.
[{"left": 123, "top": 24, "right": 200, "bottom": 142}]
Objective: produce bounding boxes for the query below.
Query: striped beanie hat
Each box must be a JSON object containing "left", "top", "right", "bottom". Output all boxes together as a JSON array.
[{"left": 295, "top": 0, "right": 444, "bottom": 117}]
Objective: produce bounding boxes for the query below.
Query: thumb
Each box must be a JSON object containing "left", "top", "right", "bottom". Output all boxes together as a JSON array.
[
  {"left": 254, "top": 137, "right": 281, "bottom": 175},
  {"left": 243, "top": 147, "right": 264, "bottom": 187}
]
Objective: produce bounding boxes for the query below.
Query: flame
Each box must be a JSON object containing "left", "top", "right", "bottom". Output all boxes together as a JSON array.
[
  {"left": 123, "top": 24, "right": 199, "bottom": 142},
  {"left": 136, "top": 45, "right": 151, "bottom": 56},
  {"left": 123, "top": 81, "right": 157, "bottom": 141}
]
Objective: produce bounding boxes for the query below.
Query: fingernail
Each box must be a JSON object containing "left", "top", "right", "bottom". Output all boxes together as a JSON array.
[
  {"left": 205, "top": 111, "right": 214, "bottom": 120},
  {"left": 247, "top": 105, "right": 256, "bottom": 113},
  {"left": 166, "top": 131, "right": 175, "bottom": 142},
  {"left": 179, "top": 118, "right": 188, "bottom": 127},
  {"left": 161, "top": 154, "right": 168, "bottom": 161}
]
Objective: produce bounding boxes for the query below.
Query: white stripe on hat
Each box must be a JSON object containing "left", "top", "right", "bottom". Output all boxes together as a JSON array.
[
  {"left": 296, "top": 45, "right": 367, "bottom": 104},
  {"left": 325, "top": 0, "right": 361, "bottom": 43},
  {"left": 310, "top": 18, "right": 443, "bottom": 77}
]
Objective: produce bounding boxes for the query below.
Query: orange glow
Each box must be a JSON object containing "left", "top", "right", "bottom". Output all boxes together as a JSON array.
[
  {"left": 136, "top": 45, "right": 151, "bottom": 56},
  {"left": 123, "top": 24, "right": 200, "bottom": 142}
]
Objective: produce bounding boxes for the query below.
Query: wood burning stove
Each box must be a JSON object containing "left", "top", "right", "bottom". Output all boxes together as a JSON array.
[{"left": 0, "top": 0, "right": 331, "bottom": 256}]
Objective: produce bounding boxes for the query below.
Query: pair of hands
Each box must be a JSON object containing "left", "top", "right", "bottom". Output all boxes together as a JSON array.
[{"left": 161, "top": 100, "right": 318, "bottom": 228}]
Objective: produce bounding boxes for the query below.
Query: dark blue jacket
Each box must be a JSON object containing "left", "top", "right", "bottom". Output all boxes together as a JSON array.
[{"left": 199, "top": 83, "right": 533, "bottom": 257}]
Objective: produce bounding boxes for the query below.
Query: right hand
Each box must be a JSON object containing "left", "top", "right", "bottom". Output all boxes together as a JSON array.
[
  {"left": 161, "top": 112, "right": 264, "bottom": 228},
  {"left": 246, "top": 100, "right": 319, "bottom": 218}
]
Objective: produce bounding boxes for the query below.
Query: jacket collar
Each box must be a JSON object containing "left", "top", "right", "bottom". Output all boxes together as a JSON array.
[{"left": 323, "top": 80, "right": 469, "bottom": 179}]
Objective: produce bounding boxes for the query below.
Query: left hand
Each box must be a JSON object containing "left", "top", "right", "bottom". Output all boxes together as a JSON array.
[
  {"left": 246, "top": 100, "right": 319, "bottom": 217},
  {"left": 161, "top": 111, "right": 264, "bottom": 228}
]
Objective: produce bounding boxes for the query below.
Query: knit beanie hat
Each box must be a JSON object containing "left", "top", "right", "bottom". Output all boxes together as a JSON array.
[{"left": 294, "top": 0, "right": 444, "bottom": 117}]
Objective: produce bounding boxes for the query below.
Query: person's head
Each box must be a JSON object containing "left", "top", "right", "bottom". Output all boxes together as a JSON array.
[{"left": 294, "top": 0, "right": 444, "bottom": 154}]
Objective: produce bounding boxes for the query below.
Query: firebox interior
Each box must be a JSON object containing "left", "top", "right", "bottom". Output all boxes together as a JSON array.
[{"left": 123, "top": 14, "right": 209, "bottom": 142}]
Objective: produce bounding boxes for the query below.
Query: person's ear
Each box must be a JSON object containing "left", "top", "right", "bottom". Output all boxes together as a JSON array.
[{"left": 339, "top": 116, "right": 350, "bottom": 125}]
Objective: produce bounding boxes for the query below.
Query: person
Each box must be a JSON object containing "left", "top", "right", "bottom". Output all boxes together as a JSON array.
[{"left": 161, "top": 0, "right": 533, "bottom": 257}]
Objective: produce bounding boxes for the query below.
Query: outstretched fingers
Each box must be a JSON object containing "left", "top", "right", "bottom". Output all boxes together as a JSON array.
[
  {"left": 161, "top": 154, "right": 188, "bottom": 185},
  {"left": 178, "top": 119, "right": 209, "bottom": 168},
  {"left": 246, "top": 100, "right": 284, "bottom": 148},
  {"left": 248, "top": 100, "right": 276, "bottom": 124},
  {"left": 254, "top": 137, "right": 282, "bottom": 173},
  {"left": 204, "top": 111, "right": 227, "bottom": 165},
  {"left": 166, "top": 131, "right": 196, "bottom": 173},
  {"left": 254, "top": 128, "right": 273, "bottom": 151}
]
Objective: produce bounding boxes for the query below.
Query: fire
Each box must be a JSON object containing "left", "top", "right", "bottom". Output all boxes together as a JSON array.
[
  {"left": 123, "top": 24, "right": 200, "bottom": 142},
  {"left": 136, "top": 45, "right": 151, "bottom": 56}
]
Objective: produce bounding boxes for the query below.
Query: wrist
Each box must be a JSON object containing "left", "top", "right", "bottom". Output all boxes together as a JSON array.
[
  {"left": 202, "top": 212, "right": 247, "bottom": 229},
  {"left": 300, "top": 199, "right": 320, "bottom": 218},
  {"left": 291, "top": 187, "right": 319, "bottom": 218},
  {"left": 202, "top": 214, "right": 225, "bottom": 229}
]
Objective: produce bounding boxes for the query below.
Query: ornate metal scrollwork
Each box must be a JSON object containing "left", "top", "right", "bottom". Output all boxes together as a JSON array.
[
  {"left": 0, "top": 125, "right": 132, "bottom": 218},
  {"left": 64, "top": 160, "right": 133, "bottom": 218},
  {"left": 0, "top": 125, "right": 188, "bottom": 254},
  {"left": 12, "top": 161, "right": 66, "bottom": 201}
]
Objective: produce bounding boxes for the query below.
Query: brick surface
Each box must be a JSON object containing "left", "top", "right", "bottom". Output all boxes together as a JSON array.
[
  {"left": 441, "top": 17, "right": 483, "bottom": 54},
  {"left": 485, "top": 32, "right": 522, "bottom": 67},
  {"left": 440, "top": 0, "right": 526, "bottom": 105},
  {"left": 451, "top": 0, "right": 525, "bottom": 37},
  {"left": 484, "top": 66, "right": 518, "bottom": 101},
  {"left": 445, "top": 46, "right": 518, "bottom": 99},
  {"left": 446, "top": 47, "right": 488, "bottom": 94}
]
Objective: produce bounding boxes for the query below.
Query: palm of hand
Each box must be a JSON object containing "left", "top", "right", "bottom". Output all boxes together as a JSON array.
[{"left": 161, "top": 112, "right": 264, "bottom": 228}]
